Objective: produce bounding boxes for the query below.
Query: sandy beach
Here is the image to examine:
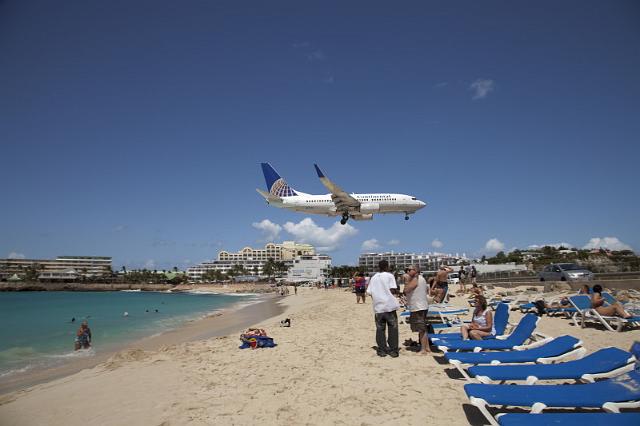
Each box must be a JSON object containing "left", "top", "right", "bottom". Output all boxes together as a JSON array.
[{"left": 1, "top": 286, "right": 639, "bottom": 425}]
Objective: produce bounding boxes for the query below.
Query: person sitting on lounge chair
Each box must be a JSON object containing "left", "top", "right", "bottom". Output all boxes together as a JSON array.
[
  {"left": 592, "top": 284, "right": 632, "bottom": 319},
  {"left": 460, "top": 295, "right": 495, "bottom": 340}
]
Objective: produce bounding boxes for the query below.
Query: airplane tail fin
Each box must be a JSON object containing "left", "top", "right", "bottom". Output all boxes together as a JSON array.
[{"left": 261, "top": 163, "right": 298, "bottom": 197}]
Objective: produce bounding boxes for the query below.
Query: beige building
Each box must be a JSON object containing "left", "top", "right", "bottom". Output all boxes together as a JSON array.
[
  {"left": 187, "top": 242, "right": 316, "bottom": 281},
  {"left": 218, "top": 241, "right": 315, "bottom": 262}
]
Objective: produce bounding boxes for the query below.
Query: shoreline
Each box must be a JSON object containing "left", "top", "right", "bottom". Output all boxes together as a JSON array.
[
  {"left": 0, "top": 293, "right": 285, "bottom": 396},
  {"left": 0, "top": 282, "right": 280, "bottom": 293}
]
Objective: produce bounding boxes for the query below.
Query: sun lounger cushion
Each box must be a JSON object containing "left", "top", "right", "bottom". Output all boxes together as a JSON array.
[
  {"left": 468, "top": 346, "right": 631, "bottom": 381},
  {"left": 464, "top": 368, "right": 640, "bottom": 408},
  {"left": 445, "top": 335, "right": 579, "bottom": 365}
]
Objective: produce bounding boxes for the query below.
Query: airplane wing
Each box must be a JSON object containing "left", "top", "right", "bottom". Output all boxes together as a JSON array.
[{"left": 314, "top": 164, "right": 361, "bottom": 211}]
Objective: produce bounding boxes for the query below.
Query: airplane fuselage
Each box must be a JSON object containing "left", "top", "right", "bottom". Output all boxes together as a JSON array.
[{"left": 269, "top": 193, "right": 424, "bottom": 218}]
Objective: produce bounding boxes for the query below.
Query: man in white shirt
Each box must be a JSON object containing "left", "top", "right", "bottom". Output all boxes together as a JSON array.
[
  {"left": 403, "top": 265, "right": 430, "bottom": 354},
  {"left": 366, "top": 260, "right": 400, "bottom": 357}
]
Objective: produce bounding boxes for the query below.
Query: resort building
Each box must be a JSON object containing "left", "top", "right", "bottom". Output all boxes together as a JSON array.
[
  {"left": 358, "top": 252, "right": 465, "bottom": 275},
  {"left": 217, "top": 241, "right": 315, "bottom": 262},
  {"left": 186, "top": 242, "right": 317, "bottom": 281},
  {"left": 286, "top": 254, "right": 332, "bottom": 283},
  {"left": 0, "top": 256, "right": 112, "bottom": 281}
]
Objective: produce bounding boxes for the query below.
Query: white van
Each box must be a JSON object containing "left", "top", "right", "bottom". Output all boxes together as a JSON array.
[{"left": 447, "top": 272, "right": 460, "bottom": 286}]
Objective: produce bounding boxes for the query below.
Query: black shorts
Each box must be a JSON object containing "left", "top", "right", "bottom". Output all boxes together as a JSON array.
[
  {"left": 409, "top": 310, "right": 428, "bottom": 333},
  {"left": 355, "top": 287, "right": 366, "bottom": 294}
]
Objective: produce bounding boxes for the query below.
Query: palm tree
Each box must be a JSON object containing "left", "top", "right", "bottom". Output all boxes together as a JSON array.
[{"left": 263, "top": 258, "right": 276, "bottom": 281}]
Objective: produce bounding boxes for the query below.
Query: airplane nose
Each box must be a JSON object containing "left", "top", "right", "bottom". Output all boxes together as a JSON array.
[{"left": 417, "top": 201, "right": 426, "bottom": 209}]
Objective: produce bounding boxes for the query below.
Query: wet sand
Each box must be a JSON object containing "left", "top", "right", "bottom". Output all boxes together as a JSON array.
[{"left": 0, "top": 294, "right": 284, "bottom": 395}]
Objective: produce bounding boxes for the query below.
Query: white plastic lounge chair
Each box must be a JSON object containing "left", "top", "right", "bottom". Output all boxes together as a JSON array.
[
  {"left": 469, "top": 346, "right": 635, "bottom": 384},
  {"left": 465, "top": 368, "right": 640, "bottom": 426},
  {"left": 436, "top": 314, "right": 546, "bottom": 353},
  {"left": 445, "top": 335, "right": 585, "bottom": 380},
  {"left": 429, "top": 303, "right": 509, "bottom": 342},
  {"left": 496, "top": 412, "right": 640, "bottom": 426},
  {"left": 569, "top": 295, "right": 640, "bottom": 332}
]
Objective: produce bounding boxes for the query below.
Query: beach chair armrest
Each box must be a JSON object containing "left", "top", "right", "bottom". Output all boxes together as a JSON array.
[
  {"left": 581, "top": 363, "right": 636, "bottom": 383},
  {"left": 603, "top": 400, "right": 640, "bottom": 413}
]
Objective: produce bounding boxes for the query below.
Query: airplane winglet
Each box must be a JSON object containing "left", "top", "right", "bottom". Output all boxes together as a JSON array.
[{"left": 314, "top": 164, "right": 325, "bottom": 178}]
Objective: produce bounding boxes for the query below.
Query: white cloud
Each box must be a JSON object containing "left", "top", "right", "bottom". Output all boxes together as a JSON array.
[
  {"left": 470, "top": 78, "right": 494, "bottom": 100},
  {"left": 388, "top": 239, "right": 400, "bottom": 246},
  {"left": 361, "top": 239, "right": 381, "bottom": 251},
  {"left": 282, "top": 218, "right": 357, "bottom": 252},
  {"left": 431, "top": 239, "right": 443, "bottom": 248},
  {"left": 485, "top": 238, "right": 505, "bottom": 252},
  {"left": 8, "top": 252, "right": 25, "bottom": 259},
  {"left": 252, "top": 219, "right": 282, "bottom": 242},
  {"left": 583, "top": 237, "right": 632, "bottom": 251}
]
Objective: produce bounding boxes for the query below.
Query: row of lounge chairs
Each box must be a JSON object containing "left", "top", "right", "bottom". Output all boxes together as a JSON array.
[{"left": 428, "top": 303, "right": 640, "bottom": 425}]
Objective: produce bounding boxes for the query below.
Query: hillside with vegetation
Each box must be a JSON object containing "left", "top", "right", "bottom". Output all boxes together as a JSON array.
[{"left": 483, "top": 246, "right": 639, "bottom": 273}]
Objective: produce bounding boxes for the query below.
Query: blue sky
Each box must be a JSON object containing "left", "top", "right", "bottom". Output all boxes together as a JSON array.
[{"left": 1, "top": 1, "right": 639, "bottom": 269}]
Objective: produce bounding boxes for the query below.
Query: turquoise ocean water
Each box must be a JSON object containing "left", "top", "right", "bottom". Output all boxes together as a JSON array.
[{"left": 0, "top": 291, "right": 257, "bottom": 378}]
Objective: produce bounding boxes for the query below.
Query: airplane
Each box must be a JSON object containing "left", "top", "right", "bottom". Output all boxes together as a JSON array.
[{"left": 256, "top": 163, "right": 426, "bottom": 225}]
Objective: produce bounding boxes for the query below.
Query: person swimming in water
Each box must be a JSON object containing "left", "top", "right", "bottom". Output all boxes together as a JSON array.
[{"left": 74, "top": 321, "right": 92, "bottom": 350}]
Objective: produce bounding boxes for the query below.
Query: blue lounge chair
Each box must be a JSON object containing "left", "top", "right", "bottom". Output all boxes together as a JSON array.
[
  {"left": 469, "top": 346, "right": 635, "bottom": 384},
  {"left": 436, "top": 313, "right": 543, "bottom": 353},
  {"left": 429, "top": 303, "right": 509, "bottom": 342},
  {"left": 446, "top": 335, "right": 584, "bottom": 380},
  {"left": 497, "top": 412, "right": 640, "bottom": 426},
  {"left": 464, "top": 368, "right": 640, "bottom": 426},
  {"left": 569, "top": 295, "right": 640, "bottom": 332}
]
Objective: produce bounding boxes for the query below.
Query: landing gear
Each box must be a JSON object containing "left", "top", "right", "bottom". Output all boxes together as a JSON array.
[
  {"left": 340, "top": 213, "right": 349, "bottom": 225},
  {"left": 404, "top": 213, "right": 410, "bottom": 221}
]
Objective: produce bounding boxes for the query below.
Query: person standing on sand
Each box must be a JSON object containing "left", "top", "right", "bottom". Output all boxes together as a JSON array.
[
  {"left": 354, "top": 271, "right": 367, "bottom": 304},
  {"left": 457, "top": 266, "right": 467, "bottom": 294},
  {"left": 470, "top": 265, "right": 478, "bottom": 285},
  {"left": 403, "top": 265, "right": 430, "bottom": 354},
  {"left": 366, "top": 260, "right": 400, "bottom": 358},
  {"left": 434, "top": 265, "right": 453, "bottom": 303}
]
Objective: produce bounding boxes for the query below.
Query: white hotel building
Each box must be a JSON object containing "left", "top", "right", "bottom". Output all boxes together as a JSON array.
[{"left": 358, "top": 252, "right": 466, "bottom": 275}]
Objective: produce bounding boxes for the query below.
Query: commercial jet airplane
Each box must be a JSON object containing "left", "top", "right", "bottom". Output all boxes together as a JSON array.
[{"left": 256, "top": 163, "right": 426, "bottom": 225}]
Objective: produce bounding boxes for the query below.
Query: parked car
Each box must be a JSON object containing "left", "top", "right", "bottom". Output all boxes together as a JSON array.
[
  {"left": 538, "top": 263, "right": 594, "bottom": 281},
  {"left": 447, "top": 272, "right": 460, "bottom": 286}
]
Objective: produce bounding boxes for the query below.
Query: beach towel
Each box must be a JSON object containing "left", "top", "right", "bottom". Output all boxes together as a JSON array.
[{"left": 239, "top": 328, "right": 277, "bottom": 349}]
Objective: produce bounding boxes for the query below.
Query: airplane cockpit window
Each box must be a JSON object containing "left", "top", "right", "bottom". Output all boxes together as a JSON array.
[{"left": 411, "top": 197, "right": 417, "bottom": 200}]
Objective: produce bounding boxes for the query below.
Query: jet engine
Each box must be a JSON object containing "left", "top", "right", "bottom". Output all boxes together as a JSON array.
[
  {"left": 359, "top": 203, "right": 380, "bottom": 214},
  {"left": 351, "top": 214, "right": 373, "bottom": 221}
]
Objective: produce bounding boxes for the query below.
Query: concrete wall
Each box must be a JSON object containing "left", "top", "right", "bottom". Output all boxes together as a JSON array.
[{"left": 481, "top": 279, "right": 640, "bottom": 291}]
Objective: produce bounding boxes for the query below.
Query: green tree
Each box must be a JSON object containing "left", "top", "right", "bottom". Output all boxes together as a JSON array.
[{"left": 263, "top": 258, "right": 276, "bottom": 281}]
